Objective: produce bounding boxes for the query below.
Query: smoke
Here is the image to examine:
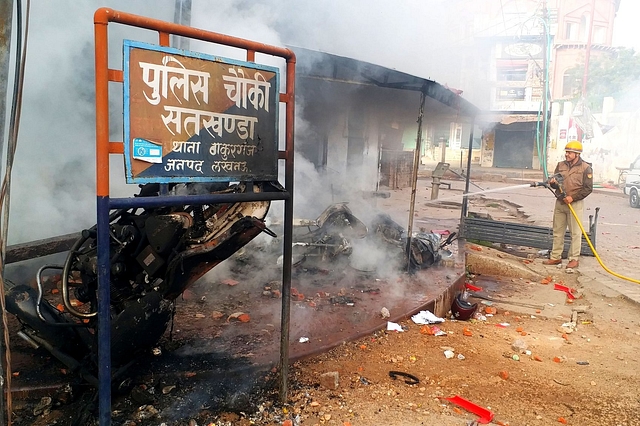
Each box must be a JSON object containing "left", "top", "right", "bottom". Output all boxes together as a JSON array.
[
  {"left": 7, "top": 0, "right": 476, "bottom": 244},
  {"left": 8, "top": 1, "right": 175, "bottom": 243}
]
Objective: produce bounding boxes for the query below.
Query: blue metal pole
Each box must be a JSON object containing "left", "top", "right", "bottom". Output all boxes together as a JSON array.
[{"left": 97, "top": 195, "right": 111, "bottom": 426}]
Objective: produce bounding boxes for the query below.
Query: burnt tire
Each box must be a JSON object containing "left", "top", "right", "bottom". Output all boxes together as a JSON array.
[{"left": 630, "top": 188, "right": 640, "bottom": 208}]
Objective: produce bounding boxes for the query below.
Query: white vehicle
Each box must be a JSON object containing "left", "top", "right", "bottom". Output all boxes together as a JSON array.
[{"left": 624, "top": 155, "right": 640, "bottom": 208}]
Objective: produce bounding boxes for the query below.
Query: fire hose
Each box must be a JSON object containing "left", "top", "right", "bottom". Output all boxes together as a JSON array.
[{"left": 532, "top": 175, "right": 640, "bottom": 285}]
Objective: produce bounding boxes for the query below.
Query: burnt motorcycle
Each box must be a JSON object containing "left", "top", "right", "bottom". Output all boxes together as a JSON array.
[
  {"left": 287, "top": 204, "right": 452, "bottom": 272},
  {"left": 5, "top": 182, "right": 275, "bottom": 386}
]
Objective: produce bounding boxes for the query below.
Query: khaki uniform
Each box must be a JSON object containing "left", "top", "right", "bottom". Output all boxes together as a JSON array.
[{"left": 550, "top": 158, "right": 593, "bottom": 261}]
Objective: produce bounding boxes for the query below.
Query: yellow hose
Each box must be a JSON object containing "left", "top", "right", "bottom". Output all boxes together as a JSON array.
[{"left": 568, "top": 202, "right": 640, "bottom": 284}]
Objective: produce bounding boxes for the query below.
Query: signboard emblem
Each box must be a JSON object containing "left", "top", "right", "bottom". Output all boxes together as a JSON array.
[{"left": 123, "top": 40, "right": 279, "bottom": 183}]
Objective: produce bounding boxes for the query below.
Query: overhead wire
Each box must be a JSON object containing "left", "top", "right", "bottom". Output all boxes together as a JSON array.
[{"left": 0, "top": 0, "right": 30, "bottom": 424}]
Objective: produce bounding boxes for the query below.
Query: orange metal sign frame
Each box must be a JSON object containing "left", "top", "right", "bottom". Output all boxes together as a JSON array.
[
  {"left": 93, "top": 8, "right": 296, "bottom": 425},
  {"left": 94, "top": 7, "right": 296, "bottom": 197}
]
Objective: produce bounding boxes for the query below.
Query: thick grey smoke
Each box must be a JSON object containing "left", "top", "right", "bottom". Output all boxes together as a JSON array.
[
  {"left": 9, "top": 0, "right": 470, "bottom": 244},
  {"left": 10, "top": 0, "right": 175, "bottom": 243},
  {"left": 8, "top": 0, "right": 640, "bottom": 243}
]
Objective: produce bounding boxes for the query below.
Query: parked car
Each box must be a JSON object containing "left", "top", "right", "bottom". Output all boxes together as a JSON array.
[{"left": 624, "top": 155, "right": 640, "bottom": 208}]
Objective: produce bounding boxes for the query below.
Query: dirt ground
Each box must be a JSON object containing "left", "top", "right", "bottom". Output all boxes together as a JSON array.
[
  {"left": 283, "top": 251, "right": 640, "bottom": 426},
  {"left": 10, "top": 244, "right": 640, "bottom": 426},
  {"left": 6, "top": 187, "right": 640, "bottom": 426}
]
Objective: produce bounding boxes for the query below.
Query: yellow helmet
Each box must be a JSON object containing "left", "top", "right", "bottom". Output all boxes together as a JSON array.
[{"left": 565, "top": 141, "right": 583, "bottom": 153}]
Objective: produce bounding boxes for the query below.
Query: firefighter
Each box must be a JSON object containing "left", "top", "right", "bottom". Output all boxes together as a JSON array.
[{"left": 543, "top": 141, "right": 593, "bottom": 269}]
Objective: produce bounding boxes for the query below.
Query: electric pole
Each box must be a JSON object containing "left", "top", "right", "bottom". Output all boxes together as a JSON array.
[
  {"left": 0, "top": 2, "right": 12, "bottom": 424},
  {"left": 542, "top": 0, "right": 549, "bottom": 174},
  {"left": 582, "top": 0, "right": 597, "bottom": 97},
  {"left": 172, "top": 0, "right": 192, "bottom": 50}
]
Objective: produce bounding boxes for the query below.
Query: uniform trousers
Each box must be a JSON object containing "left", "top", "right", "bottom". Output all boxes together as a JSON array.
[{"left": 550, "top": 198, "right": 584, "bottom": 261}]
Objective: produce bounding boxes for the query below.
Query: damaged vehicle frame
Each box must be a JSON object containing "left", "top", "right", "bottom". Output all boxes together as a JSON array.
[
  {"left": 5, "top": 181, "right": 283, "bottom": 387},
  {"left": 5, "top": 192, "right": 455, "bottom": 389},
  {"left": 287, "top": 202, "right": 455, "bottom": 273}
]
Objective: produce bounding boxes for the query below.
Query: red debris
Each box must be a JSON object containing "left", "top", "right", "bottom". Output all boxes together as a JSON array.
[{"left": 441, "top": 395, "right": 494, "bottom": 424}]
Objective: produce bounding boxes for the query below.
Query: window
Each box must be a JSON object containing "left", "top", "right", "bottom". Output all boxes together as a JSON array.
[
  {"left": 565, "top": 22, "right": 578, "bottom": 40},
  {"left": 580, "top": 13, "right": 590, "bottom": 42},
  {"left": 497, "top": 65, "right": 528, "bottom": 81},
  {"left": 593, "top": 26, "right": 606, "bottom": 44},
  {"left": 562, "top": 71, "right": 579, "bottom": 98}
]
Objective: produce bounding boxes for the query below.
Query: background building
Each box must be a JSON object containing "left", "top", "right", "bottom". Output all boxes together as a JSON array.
[{"left": 430, "top": 0, "right": 622, "bottom": 172}]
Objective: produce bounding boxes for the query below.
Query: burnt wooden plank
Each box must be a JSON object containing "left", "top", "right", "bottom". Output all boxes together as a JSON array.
[{"left": 6, "top": 232, "right": 81, "bottom": 264}]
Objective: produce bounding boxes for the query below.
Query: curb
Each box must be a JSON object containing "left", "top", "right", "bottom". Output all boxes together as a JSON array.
[{"left": 592, "top": 188, "right": 626, "bottom": 198}]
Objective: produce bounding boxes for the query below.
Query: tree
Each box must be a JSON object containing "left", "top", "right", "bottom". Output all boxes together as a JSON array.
[{"left": 566, "top": 48, "right": 640, "bottom": 112}]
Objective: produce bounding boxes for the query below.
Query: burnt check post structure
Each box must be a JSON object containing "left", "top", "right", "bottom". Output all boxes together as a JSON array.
[{"left": 94, "top": 9, "right": 295, "bottom": 426}]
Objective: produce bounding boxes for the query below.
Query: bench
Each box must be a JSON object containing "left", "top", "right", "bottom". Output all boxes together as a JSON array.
[{"left": 459, "top": 208, "right": 599, "bottom": 257}]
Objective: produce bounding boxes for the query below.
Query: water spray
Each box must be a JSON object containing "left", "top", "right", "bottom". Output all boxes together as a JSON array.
[{"left": 427, "top": 183, "right": 533, "bottom": 204}]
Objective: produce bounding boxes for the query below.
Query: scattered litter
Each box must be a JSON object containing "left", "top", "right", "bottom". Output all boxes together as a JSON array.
[
  {"left": 380, "top": 307, "right": 390, "bottom": 319},
  {"left": 161, "top": 385, "right": 176, "bottom": 395},
  {"left": 421, "top": 325, "right": 447, "bottom": 336},
  {"left": 465, "top": 282, "right": 482, "bottom": 292},
  {"left": 496, "top": 323, "right": 510, "bottom": 328},
  {"left": 480, "top": 301, "right": 493, "bottom": 306},
  {"left": 298, "top": 337, "right": 309, "bottom": 343},
  {"left": 33, "top": 397, "right": 53, "bottom": 416},
  {"left": 211, "top": 311, "right": 225, "bottom": 320},
  {"left": 440, "top": 395, "right": 494, "bottom": 424},
  {"left": 473, "top": 312, "right": 487, "bottom": 321},
  {"left": 222, "top": 278, "right": 239, "bottom": 286},
  {"left": 512, "top": 354, "right": 520, "bottom": 361},
  {"left": 499, "top": 371, "right": 509, "bottom": 380},
  {"left": 411, "top": 310, "right": 445, "bottom": 325},
  {"left": 554, "top": 283, "right": 576, "bottom": 299},
  {"left": 576, "top": 361, "right": 589, "bottom": 365},
  {"left": 387, "top": 322, "right": 404, "bottom": 332},
  {"left": 553, "top": 378, "right": 570, "bottom": 386},
  {"left": 388, "top": 370, "right": 420, "bottom": 385},
  {"left": 511, "top": 339, "right": 528, "bottom": 353},
  {"left": 420, "top": 325, "right": 434, "bottom": 335},
  {"left": 457, "top": 354, "right": 465, "bottom": 360},
  {"left": 227, "top": 312, "right": 251, "bottom": 323},
  {"left": 444, "top": 350, "right": 455, "bottom": 359}
]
